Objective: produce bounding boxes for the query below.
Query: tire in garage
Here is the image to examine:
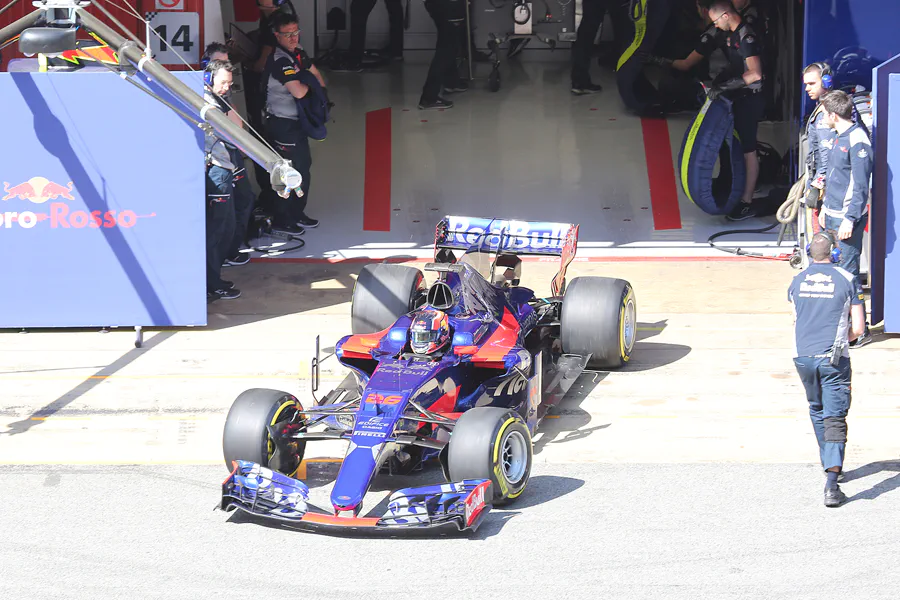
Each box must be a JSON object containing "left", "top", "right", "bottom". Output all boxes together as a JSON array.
[
  {"left": 222, "top": 388, "right": 305, "bottom": 476},
  {"left": 350, "top": 264, "right": 425, "bottom": 334},
  {"left": 678, "top": 97, "right": 746, "bottom": 216},
  {"left": 561, "top": 276, "right": 637, "bottom": 370},
  {"left": 447, "top": 407, "right": 532, "bottom": 506}
]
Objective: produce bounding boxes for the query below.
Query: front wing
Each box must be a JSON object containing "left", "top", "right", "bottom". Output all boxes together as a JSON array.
[{"left": 220, "top": 460, "right": 493, "bottom": 533}]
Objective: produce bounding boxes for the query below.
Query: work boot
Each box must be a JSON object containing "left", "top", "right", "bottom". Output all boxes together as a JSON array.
[{"left": 824, "top": 485, "right": 847, "bottom": 508}]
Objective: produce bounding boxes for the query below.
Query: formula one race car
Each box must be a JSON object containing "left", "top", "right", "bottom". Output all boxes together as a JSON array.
[{"left": 220, "top": 216, "right": 637, "bottom": 533}]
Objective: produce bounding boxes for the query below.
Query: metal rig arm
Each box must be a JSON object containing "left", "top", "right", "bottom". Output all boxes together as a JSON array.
[{"left": 0, "top": 2, "right": 302, "bottom": 198}]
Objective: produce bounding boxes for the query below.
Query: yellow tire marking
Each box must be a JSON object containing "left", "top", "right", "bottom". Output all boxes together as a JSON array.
[
  {"left": 616, "top": 0, "right": 649, "bottom": 71},
  {"left": 680, "top": 99, "right": 713, "bottom": 206}
]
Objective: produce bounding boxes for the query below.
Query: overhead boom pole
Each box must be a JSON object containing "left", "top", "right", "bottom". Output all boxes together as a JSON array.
[{"left": 74, "top": 8, "right": 301, "bottom": 197}]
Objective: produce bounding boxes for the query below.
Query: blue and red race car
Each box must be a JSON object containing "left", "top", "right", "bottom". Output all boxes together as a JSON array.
[{"left": 220, "top": 216, "right": 637, "bottom": 533}]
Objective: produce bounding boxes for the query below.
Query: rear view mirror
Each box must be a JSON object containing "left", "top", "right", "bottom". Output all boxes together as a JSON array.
[{"left": 19, "top": 27, "right": 77, "bottom": 57}]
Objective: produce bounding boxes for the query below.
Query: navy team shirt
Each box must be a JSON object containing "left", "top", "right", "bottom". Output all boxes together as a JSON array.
[{"left": 788, "top": 263, "right": 864, "bottom": 358}]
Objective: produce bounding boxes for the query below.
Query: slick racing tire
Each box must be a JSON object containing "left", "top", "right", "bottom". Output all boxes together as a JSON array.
[
  {"left": 222, "top": 388, "right": 305, "bottom": 477},
  {"left": 678, "top": 97, "right": 746, "bottom": 216},
  {"left": 447, "top": 407, "right": 532, "bottom": 506},
  {"left": 561, "top": 276, "right": 637, "bottom": 370},
  {"left": 350, "top": 264, "right": 425, "bottom": 334}
]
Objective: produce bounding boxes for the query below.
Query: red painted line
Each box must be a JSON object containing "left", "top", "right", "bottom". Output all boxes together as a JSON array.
[
  {"left": 641, "top": 118, "right": 682, "bottom": 230},
  {"left": 363, "top": 108, "right": 392, "bottom": 232}
]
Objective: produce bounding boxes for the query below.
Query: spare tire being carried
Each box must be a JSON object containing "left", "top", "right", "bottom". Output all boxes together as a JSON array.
[
  {"left": 678, "top": 97, "right": 746, "bottom": 216},
  {"left": 350, "top": 263, "right": 425, "bottom": 334}
]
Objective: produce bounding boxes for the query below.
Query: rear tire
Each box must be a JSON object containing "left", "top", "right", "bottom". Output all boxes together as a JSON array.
[
  {"left": 350, "top": 264, "right": 425, "bottom": 334},
  {"left": 561, "top": 276, "right": 637, "bottom": 370},
  {"left": 447, "top": 407, "right": 532, "bottom": 506},
  {"left": 222, "top": 388, "right": 305, "bottom": 476}
]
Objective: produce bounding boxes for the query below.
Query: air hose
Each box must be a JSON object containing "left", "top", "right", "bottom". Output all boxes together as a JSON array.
[{"left": 707, "top": 173, "right": 808, "bottom": 261}]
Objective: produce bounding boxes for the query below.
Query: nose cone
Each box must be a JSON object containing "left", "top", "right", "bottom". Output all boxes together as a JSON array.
[{"left": 330, "top": 441, "right": 381, "bottom": 513}]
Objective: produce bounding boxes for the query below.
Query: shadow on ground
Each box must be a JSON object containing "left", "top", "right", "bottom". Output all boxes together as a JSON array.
[{"left": 843, "top": 460, "right": 900, "bottom": 504}]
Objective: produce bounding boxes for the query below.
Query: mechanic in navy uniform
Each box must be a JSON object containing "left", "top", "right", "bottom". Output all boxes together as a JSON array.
[
  {"left": 570, "top": 0, "right": 612, "bottom": 95},
  {"left": 802, "top": 62, "right": 838, "bottom": 209},
  {"left": 418, "top": 0, "right": 468, "bottom": 109},
  {"left": 264, "top": 11, "right": 326, "bottom": 233},
  {"left": 697, "top": 0, "right": 765, "bottom": 221},
  {"left": 203, "top": 59, "right": 241, "bottom": 301},
  {"left": 818, "top": 90, "right": 874, "bottom": 347},
  {"left": 204, "top": 42, "right": 254, "bottom": 267},
  {"left": 788, "top": 230, "right": 866, "bottom": 507}
]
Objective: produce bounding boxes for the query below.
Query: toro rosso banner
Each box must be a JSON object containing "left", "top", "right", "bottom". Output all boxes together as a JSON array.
[{"left": 0, "top": 68, "right": 207, "bottom": 327}]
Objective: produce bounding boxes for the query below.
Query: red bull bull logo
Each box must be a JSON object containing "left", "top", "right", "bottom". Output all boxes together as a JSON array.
[
  {"left": 3, "top": 177, "right": 75, "bottom": 203},
  {"left": 1, "top": 176, "right": 152, "bottom": 229}
]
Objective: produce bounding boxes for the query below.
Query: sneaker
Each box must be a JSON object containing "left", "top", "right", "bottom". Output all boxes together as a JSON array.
[
  {"left": 850, "top": 325, "right": 873, "bottom": 348},
  {"left": 224, "top": 253, "right": 251, "bottom": 266},
  {"left": 444, "top": 82, "right": 469, "bottom": 93},
  {"left": 418, "top": 97, "right": 454, "bottom": 110},
  {"left": 571, "top": 82, "right": 603, "bottom": 95},
  {"left": 272, "top": 222, "right": 306, "bottom": 236},
  {"left": 726, "top": 202, "right": 758, "bottom": 221},
  {"left": 296, "top": 213, "right": 319, "bottom": 228},
  {"left": 824, "top": 485, "right": 847, "bottom": 507},
  {"left": 210, "top": 287, "right": 241, "bottom": 300}
]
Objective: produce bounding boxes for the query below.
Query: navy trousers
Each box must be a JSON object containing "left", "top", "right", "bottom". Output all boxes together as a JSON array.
[{"left": 793, "top": 355, "right": 852, "bottom": 471}]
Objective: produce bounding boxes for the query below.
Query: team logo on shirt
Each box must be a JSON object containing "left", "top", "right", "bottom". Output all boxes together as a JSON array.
[
  {"left": 858, "top": 148, "right": 868, "bottom": 158},
  {"left": 745, "top": 35, "right": 755, "bottom": 43},
  {"left": 800, "top": 272, "right": 835, "bottom": 295}
]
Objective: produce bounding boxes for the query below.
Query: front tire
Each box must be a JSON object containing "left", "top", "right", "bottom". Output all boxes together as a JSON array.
[
  {"left": 561, "top": 276, "right": 637, "bottom": 369},
  {"left": 447, "top": 408, "right": 532, "bottom": 506},
  {"left": 222, "top": 388, "right": 306, "bottom": 476}
]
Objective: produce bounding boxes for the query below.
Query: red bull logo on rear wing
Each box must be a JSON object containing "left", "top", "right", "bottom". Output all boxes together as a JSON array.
[{"left": 434, "top": 215, "right": 579, "bottom": 257}]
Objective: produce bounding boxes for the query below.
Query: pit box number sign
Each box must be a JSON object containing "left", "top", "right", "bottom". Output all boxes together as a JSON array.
[{"left": 145, "top": 11, "right": 200, "bottom": 65}]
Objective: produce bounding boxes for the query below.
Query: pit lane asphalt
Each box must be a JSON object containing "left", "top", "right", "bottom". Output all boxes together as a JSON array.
[{"left": 3, "top": 461, "right": 900, "bottom": 600}]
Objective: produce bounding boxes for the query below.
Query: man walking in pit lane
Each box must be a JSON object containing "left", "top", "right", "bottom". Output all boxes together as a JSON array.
[
  {"left": 789, "top": 230, "right": 866, "bottom": 507},
  {"left": 818, "top": 90, "right": 873, "bottom": 347}
]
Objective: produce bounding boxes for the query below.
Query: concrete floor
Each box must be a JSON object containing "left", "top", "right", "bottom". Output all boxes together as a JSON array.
[
  {"left": 243, "top": 60, "right": 796, "bottom": 260},
  {"left": 3, "top": 256, "right": 899, "bottom": 599}
]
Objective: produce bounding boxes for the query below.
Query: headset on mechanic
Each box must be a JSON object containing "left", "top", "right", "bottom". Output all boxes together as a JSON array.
[
  {"left": 802, "top": 61, "right": 838, "bottom": 209},
  {"left": 788, "top": 230, "right": 866, "bottom": 508},
  {"left": 202, "top": 43, "right": 256, "bottom": 269},
  {"left": 203, "top": 58, "right": 243, "bottom": 301}
]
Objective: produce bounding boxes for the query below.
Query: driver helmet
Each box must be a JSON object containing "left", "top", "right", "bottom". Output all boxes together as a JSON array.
[{"left": 410, "top": 309, "right": 451, "bottom": 355}]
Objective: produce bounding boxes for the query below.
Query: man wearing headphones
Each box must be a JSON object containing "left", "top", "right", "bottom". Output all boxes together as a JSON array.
[
  {"left": 203, "top": 59, "right": 241, "bottom": 300},
  {"left": 264, "top": 11, "right": 326, "bottom": 233},
  {"left": 802, "top": 62, "right": 837, "bottom": 208},
  {"left": 203, "top": 43, "right": 254, "bottom": 267},
  {"left": 788, "top": 230, "right": 866, "bottom": 507},
  {"left": 818, "top": 90, "right": 873, "bottom": 347}
]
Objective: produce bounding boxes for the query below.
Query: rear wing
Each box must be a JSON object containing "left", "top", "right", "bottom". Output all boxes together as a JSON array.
[
  {"left": 433, "top": 216, "right": 579, "bottom": 296},
  {"left": 434, "top": 216, "right": 578, "bottom": 256}
]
